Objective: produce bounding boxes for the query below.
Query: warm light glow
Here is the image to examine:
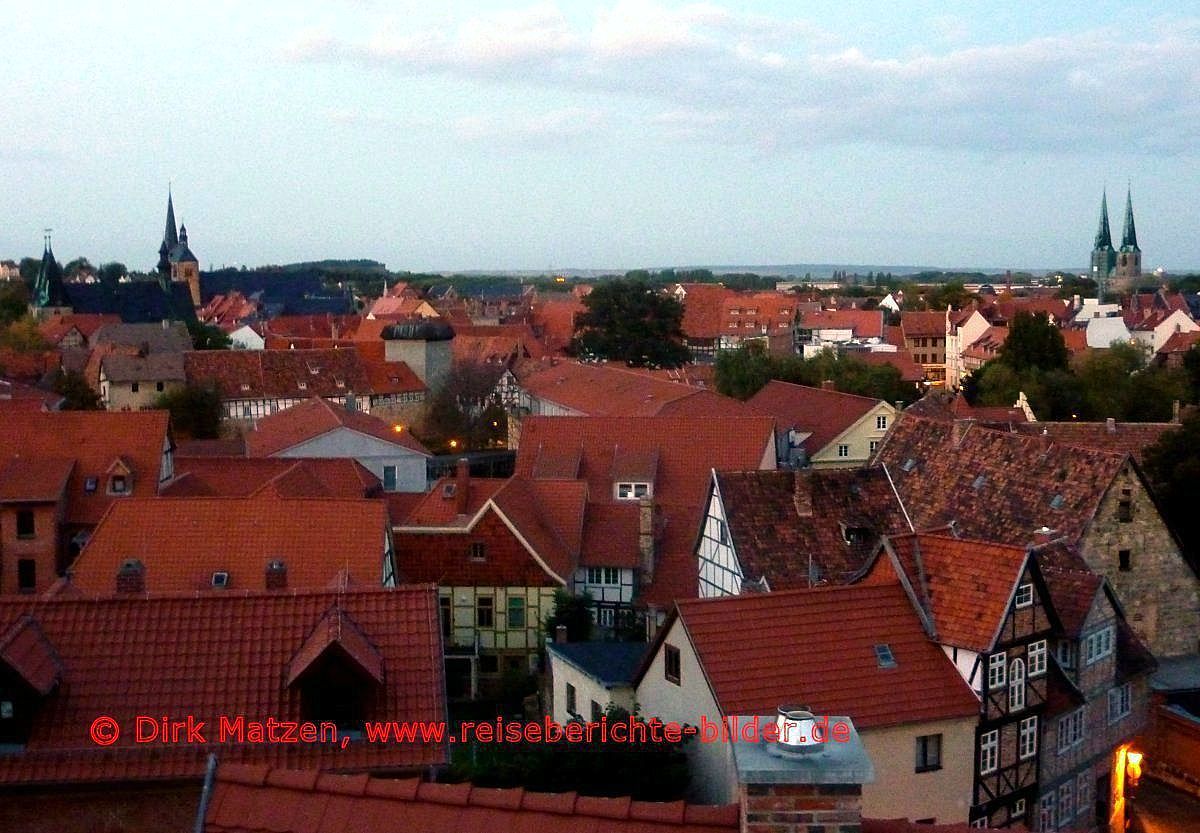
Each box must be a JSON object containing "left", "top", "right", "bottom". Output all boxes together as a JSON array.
[
  {"left": 1126, "top": 750, "right": 1144, "bottom": 786},
  {"left": 392, "top": 424, "right": 404, "bottom": 433},
  {"left": 448, "top": 439, "right": 459, "bottom": 449}
]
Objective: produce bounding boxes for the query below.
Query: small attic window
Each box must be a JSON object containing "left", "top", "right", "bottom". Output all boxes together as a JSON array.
[
  {"left": 109, "top": 474, "right": 128, "bottom": 494},
  {"left": 874, "top": 644, "right": 897, "bottom": 668},
  {"left": 84, "top": 477, "right": 98, "bottom": 494},
  {"left": 298, "top": 381, "right": 308, "bottom": 390},
  {"left": 900, "top": 458, "right": 917, "bottom": 473},
  {"left": 1050, "top": 494, "right": 1065, "bottom": 510},
  {"left": 842, "top": 525, "right": 871, "bottom": 546},
  {"left": 442, "top": 483, "right": 457, "bottom": 499},
  {"left": 617, "top": 482, "right": 651, "bottom": 500},
  {"left": 211, "top": 571, "right": 230, "bottom": 589},
  {"left": 972, "top": 474, "right": 986, "bottom": 490},
  {"left": 240, "top": 383, "right": 251, "bottom": 392}
]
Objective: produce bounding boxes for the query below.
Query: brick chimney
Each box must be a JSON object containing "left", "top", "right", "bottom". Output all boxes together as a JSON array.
[
  {"left": 117, "top": 559, "right": 145, "bottom": 594},
  {"left": 1106, "top": 417, "right": 1117, "bottom": 433},
  {"left": 732, "top": 709, "right": 873, "bottom": 833},
  {"left": 454, "top": 458, "right": 470, "bottom": 516},
  {"left": 638, "top": 497, "right": 655, "bottom": 587},
  {"left": 265, "top": 559, "right": 287, "bottom": 590}
]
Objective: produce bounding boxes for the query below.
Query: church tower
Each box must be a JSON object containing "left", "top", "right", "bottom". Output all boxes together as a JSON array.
[
  {"left": 157, "top": 190, "right": 179, "bottom": 275},
  {"left": 1115, "top": 187, "right": 1141, "bottom": 287},
  {"left": 155, "top": 189, "right": 201, "bottom": 308},
  {"left": 30, "top": 231, "right": 71, "bottom": 319},
  {"left": 1090, "top": 190, "right": 1116, "bottom": 300}
]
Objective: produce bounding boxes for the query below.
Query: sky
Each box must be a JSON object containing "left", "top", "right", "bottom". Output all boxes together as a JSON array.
[{"left": 3, "top": 1, "right": 1199, "bottom": 273}]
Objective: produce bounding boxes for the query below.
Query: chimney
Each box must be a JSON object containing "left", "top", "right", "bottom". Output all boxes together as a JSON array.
[
  {"left": 1106, "top": 417, "right": 1117, "bottom": 434},
  {"left": 454, "top": 458, "right": 470, "bottom": 515},
  {"left": 554, "top": 624, "right": 568, "bottom": 644},
  {"left": 793, "top": 472, "right": 813, "bottom": 518},
  {"left": 820, "top": 379, "right": 835, "bottom": 391},
  {"left": 638, "top": 497, "right": 655, "bottom": 586},
  {"left": 732, "top": 708, "right": 873, "bottom": 833},
  {"left": 265, "top": 559, "right": 287, "bottom": 590},
  {"left": 1173, "top": 400, "right": 1181, "bottom": 424},
  {"left": 161, "top": 318, "right": 169, "bottom": 331},
  {"left": 117, "top": 559, "right": 145, "bottom": 594}
]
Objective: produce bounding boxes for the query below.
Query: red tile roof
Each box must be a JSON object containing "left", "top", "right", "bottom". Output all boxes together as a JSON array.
[
  {"left": 675, "top": 283, "right": 731, "bottom": 339},
  {"left": 37, "top": 313, "right": 120, "bottom": 345},
  {"left": 1010, "top": 420, "right": 1176, "bottom": 467},
  {"left": 0, "top": 586, "right": 446, "bottom": 786},
  {"left": 899, "top": 311, "right": 945, "bottom": 339},
  {"left": 800, "top": 309, "right": 885, "bottom": 339},
  {"left": 0, "top": 376, "right": 63, "bottom": 412},
  {"left": 747, "top": 381, "right": 883, "bottom": 455},
  {"left": 1035, "top": 543, "right": 1103, "bottom": 638},
  {"left": 668, "top": 583, "right": 979, "bottom": 728},
  {"left": 0, "top": 615, "right": 62, "bottom": 695},
  {"left": 244, "top": 397, "right": 429, "bottom": 457},
  {"left": 719, "top": 291, "right": 797, "bottom": 337},
  {"left": 0, "top": 410, "right": 170, "bottom": 526},
  {"left": 874, "top": 414, "right": 1127, "bottom": 547},
  {"left": 70, "top": 493, "right": 391, "bottom": 594},
  {"left": 204, "top": 764, "right": 740, "bottom": 833},
  {"left": 0, "top": 347, "right": 61, "bottom": 384},
  {"left": 714, "top": 468, "right": 911, "bottom": 589},
  {"left": 530, "top": 296, "right": 585, "bottom": 353},
  {"left": 1157, "top": 329, "right": 1200, "bottom": 356},
  {"left": 1061, "top": 327, "right": 1089, "bottom": 356},
  {"left": 165, "top": 456, "right": 381, "bottom": 498},
  {"left": 851, "top": 349, "right": 925, "bottom": 383},
  {"left": 450, "top": 323, "right": 547, "bottom": 365},
  {"left": 184, "top": 348, "right": 425, "bottom": 401},
  {"left": 0, "top": 457, "right": 75, "bottom": 502},
  {"left": 884, "top": 533, "right": 1031, "bottom": 651}
]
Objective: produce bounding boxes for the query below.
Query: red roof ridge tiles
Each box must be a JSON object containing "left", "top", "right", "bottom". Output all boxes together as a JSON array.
[
  {"left": 747, "top": 380, "right": 884, "bottom": 455},
  {"left": 205, "top": 762, "right": 741, "bottom": 833},
  {"left": 245, "top": 396, "right": 429, "bottom": 457}
]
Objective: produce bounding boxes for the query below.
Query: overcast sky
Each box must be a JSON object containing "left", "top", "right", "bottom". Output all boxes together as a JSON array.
[{"left": 3, "top": 2, "right": 1199, "bottom": 272}]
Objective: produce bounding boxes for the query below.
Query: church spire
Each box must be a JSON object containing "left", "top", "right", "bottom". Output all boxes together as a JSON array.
[
  {"left": 1121, "top": 187, "right": 1139, "bottom": 252},
  {"left": 158, "top": 188, "right": 179, "bottom": 274},
  {"left": 1094, "top": 190, "right": 1113, "bottom": 250},
  {"left": 33, "top": 229, "right": 67, "bottom": 310}
]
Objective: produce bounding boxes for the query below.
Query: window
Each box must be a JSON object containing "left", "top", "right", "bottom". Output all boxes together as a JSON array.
[
  {"left": 1029, "top": 640, "right": 1047, "bottom": 676},
  {"left": 586, "top": 567, "right": 619, "bottom": 585},
  {"left": 479, "top": 654, "right": 498, "bottom": 674},
  {"left": 591, "top": 700, "right": 603, "bottom": 722},
  {"left": 439, "top": 596, "right": 451, "bottom": 638},
  {"left": 875, "top": 643, "right": 897, "bottom": 668},
  {"left": 970, "top": 820, "right": 988, "bottom": 830},
  {"left": 1119, "top": 549, "right": 1131, "bottom": 572},
  {"left": 1057, "top": 641, "right": 1077, "bottom": 670},
  {"left": 1076, "top": 773, "right": 1092, "bottom": 819},
  {"left": 664, "top": 644, "right": 681, "bottom": 685},
  {"left": 1015, "top": 583, "right": 1033, "bottom": 608},
  {"left": 980, "top": 729, "right": 999, "bottom": 774},
  {"left": 565, "top": 683, "right": 577, "bottom": 716},
  {"left": 1084, "top": 627, "right": 1114, "bottom": 665},
  {"left": 598, "top": 607, "right": 615, "bottom": 628},
  {"left": 876, "top": 415, "right": 888, "bottom": 430},
  {"left": 110, "top": 475, "right": 127, "bottom": 494},
  {"left": 1012, "top": 798, "right": 1026, "bottom": 818},
  {"left": 1108, "top": 683, "right": 1131, "bottom": 723},
  {"left": 382, "top": 465, "right": 397, "bottom": 491},
  {"left": 1019, "top": 715, "right": 1038, "bottom": 759},
  {"left": 616, "top": 482, "right": 651, "bottom": 500},
  {"left": 915, "top": 733, "right": 942, "bottom": 772},
  {"left": 1009, "top": 658, "right": 1026, "bottom": 711},
  {"left": 131, "top": 382, "right": 139, "bottom": 393},
  {"left": 1118, "top": 487, "right": 1132, "bottom": 522},
  {"left": 1058, "top": 707, "right": 1085, "bottom": 753},
  {"left": 84, "top": 477, "right": 98, "bottom": 494},
  {"left": 242, "top": 405, "right": 252, "bottom": 418},
  {"left": 869, "top": 440, "right": 880, "bottom": 454},
  {"left": 1058, "top": 780, "right": 1074, "bottom": 822},
  {"left": 15, "top": 510, "right": 35, "bottom": 539},
  {"left": 507, "top": 597, "right": 525, "bottom": 629},
  {"left": 715, "top": 518, "right": 728, "bottom": 545},
  {"left": 469, "top": 542, "right": 486, "bottom": 562},
  {"left": 1039, "top": 794, "right": 1056, "bottom": 833},
  {"left": 988, "top": 651, "right": 1007, "bottom": 689},
  {"left": 837, "top": 444, "right": 850, "bottom": 458},
  {"left": 476, "top": 596, "right": 494, "bottom": 629},
  {"left": 156, "top": 381, "right": 164, "bottom": 392},
  {"left": 17, "top": 560, "right": 36, "bottom": 593}
]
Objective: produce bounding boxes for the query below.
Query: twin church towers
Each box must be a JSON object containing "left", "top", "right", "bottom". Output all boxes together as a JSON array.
[{"left": 1090, "top": 188, "right": 1141, "bottom": 297}]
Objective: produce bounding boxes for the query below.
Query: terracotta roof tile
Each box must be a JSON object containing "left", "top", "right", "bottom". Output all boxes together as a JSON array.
[
  {"left": 0, "top": 585, "right": 445, "bottom": 786},
  {"left": 530, "top": 297, "right": 586, "bottom": 353},
  {"left": 674, "top": 283, "right": 731, "bottom": 339},
  {"left": 800, "top": 309, "right": 886, "bottom": 339},
  {"left": 70, "top": 493, "right": 390, "bottom": 594},
  {"left": 851, "top": 349, "right": 925, "bottom": 383},
  {"left": 205, "top": 764, "right": 739, "bottom": 833},
  {"left": 184, "top": 348, "right": 424, "bottom": 401},
  {"left": 747, "top": 381, "right": 883, "bottom": 456},
  {"left": 0, "top": 615, "right": 62, "bottom": 695},
  {"left": 0, "top": 456, "right": 75, "bottom": 502},
  {"left": 672, "top": 583, "right": 979, "bottom": 727},
  {"left": 899, "top": 311, "right": 945, "bottom": 338},
  {"left": 165, "top": 456, "right": 379, "bottom": 498},
  {"left": 245, "top": 397, "right": 429, "bottom": 457},
  {"left": 1010, "top": 420, "right": 1176, "bottom": 467},
  {"left": 1157, "top": 329, "right": 1200, "bottom": 356}
]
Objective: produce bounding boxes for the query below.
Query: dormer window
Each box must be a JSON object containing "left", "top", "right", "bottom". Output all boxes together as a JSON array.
[
  {"left": 616, "top": 482, "right": 651, "bottom": 500},
  {"left": 240, "top": 383, "right": 251, "bottom": 392},
  {"left": 84, "top": 477, "right": 98, "bottom": 494},
  {"left": 298, "top": 381, "right": 308, "bottom": 391},
  {"left": 109, "top": 475, "right": 128, "bottom": 494}
]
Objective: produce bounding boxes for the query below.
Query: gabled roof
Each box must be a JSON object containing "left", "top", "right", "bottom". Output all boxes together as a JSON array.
[
  {"left": 100, "top": 351, "right": 186, "bottom": 383},
  {"left": 0, "top": 457, "right": 75, "bottom": 503},
  {"left": 747, "top": 380, "right": 884, "bottom": 455},
  {"left": 204, "top": 764, "right": 740, "bottom": 833},
  {"left": 884, "top": 532, "right": 1033, "bottom": 651},
  {"left": 799, "top": 308, "right": 885, "bottom": 339},
  {"left": 899, "top": 311, "right": 944, "bottom": 338},
  {"left": 450, "top": 323, "right": 547, "bottom": 365},
  {"left": 70, "top": 493, "right": 390, "bottom": 594},
  {"left": 0, "top": 615, "right": 62, "bottom": 695},
  {"left": 37, "top": 313, "right": 120, "bottom": 345},
  {"left": 0, "top": 377, "right": 63, "bottom": 412},
  {"left": 165, "top": 456, "right": 380, "bottom": 498},
  {"left": 530, "top": 296, "right": 585, "bottom": 353},
  {"left": 0, "top": 586, "right": 445, "bottom": 785},
  {"left": 245, "top": 397, "right": 429, "bottom": 457},
  {"left": 873, "top": 414, "right": 1127, "bottom": 547},
  {"left": 1010, "top": 420, "right": 1176, "bottom": 467},
  {"left": 184, "top": 348, "right": 425, "bottom": 400},
  {"left": 286, "top": 606, "right": 384, "bottom": 687},
  {"left": 1034, "top": 543, "right": 1105, "bottom": 638},
  {"left": 850, "top": 349, "right": 925, "bottom": 383},
  {"left": 1157, "top": 329, "right": 1200, "bottom": 356},
  {"left": 547, "top": 641, "right": 648, "bottom": 687},
  {"left": 92, "top": 321, "right": 192, "bottom": 353},
  {"left": 675, "top": 282, "right": 731, "bottom": 339},
  {"left": 0, "top": 410, "right": 170, "bottom": 525},
  {"left": 665, "top": 583, "right": 979, "bottom": 728},
  {"left": 713, "top": 468, "right": 911, "bottom": 589}
]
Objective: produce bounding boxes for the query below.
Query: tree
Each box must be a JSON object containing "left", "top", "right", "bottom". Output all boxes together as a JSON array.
[
  {"left": 543, "top": 589, "right": 593, "bottom": 642},
  {"left": 18, "top": 257, "right": 40, "bottom": 286},
  {"left": 0, "top": 282, "right": 30, "bottom": 326},
  {"left": 0, "top": 317, "right": 50, "bottom": 352},
  {"left": 714, "top": 343, "right": 915, "bottom": 406},
  {"left": 64, "top": 257, "right": 94, "bottom": 279},
  {"left": 997, "top": 311, "right": 1068, "bottom": 373},
  {"left": 418, "top": 361, "right": 507, "bottom": 453},
  {"left": 186, "top": 319, "right": 231, "bottom": 350},
  {"left": 52, "top": 369, "right": 102, "bottom": 410},
  {"left": 571, "top": 279, "right": 690, "bottom": 368},
  {"left": 714, "top": 341, "right": 776, "bottom": 400},
  {"left": 155, "top": 383, "right": 223, "bottom": 440},
  {"left": 98, "top": 262, "right": 127, "bottom": 288},
  {"left": 1143, "top": 412, "right": 1200, "bottom": 564}
]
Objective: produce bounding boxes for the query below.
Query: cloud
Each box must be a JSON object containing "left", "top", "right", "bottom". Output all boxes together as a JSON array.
[
  {"left": 453, "top": 107, "right": 604, "bottom": 143},
  {"left": 282, "top": 6, "right": 1200, "bottom": 154}
]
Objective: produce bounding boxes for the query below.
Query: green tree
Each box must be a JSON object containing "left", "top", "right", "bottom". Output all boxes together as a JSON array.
[
  {"left": 0, "top": 317, "right": 50, "bottom": 352},
  {"left": 997, "top": 311, "right": 1068, "bottom": 373},
  {"left": 1143, "top": 412, "right": 1200, "bottom": 564},
  {"left": 155, "top": 383, "right": 223, "bottom": 440},
  {"left": 714, "top": 341, "right": 776, "bottom": 399},
  {"left": 543, "top": 589, "right": 593, "bottom": 642},
  {"left": 186, "top": 319, "right": 231, "bottom": 350},
  {"left": 51, "top": 369, "right": 102, "bottom": 410},
  {"left": 98, "top": 262, "right": 127, "bottom": 288},
  {"left": 64, "top": 257, "right": 94, "bottom": 279},
  {"left": 418, "top": 361, "right": 507, "bottom": 453},
  {"left": 0, "top": 282, "right": 30, "bottom": 326},
  {"left": 571, "top": 279, "right": 690, "bottom": 368},
  {"left": 18, "top": 257, "right": 40, "bottom": 286}
]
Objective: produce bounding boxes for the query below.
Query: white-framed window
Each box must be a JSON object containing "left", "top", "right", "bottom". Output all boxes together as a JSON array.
[
  {"left": 598, "top": 607, "right": 615, "bottom": 628},
  {"left": 1059, "top": 780, "right": 1074, "bottom": 822},
  {"left": 988, "top": 651, "right": 1007, "bottom": 689},
  {"left": 1108, "top": 683, "right": 1132, "bottom": 723},
  {"left": 1057, "top": 707, "right": 1085, "bottom": 753},
  {"left": 837, "top": 444, "right": 850, "bottom": 458},
  {"left": 876, "top": 415, "right": 888, "bottom": 430},
  {"left": 1013, "top": 798, "right": 1026, "bottom": 818},
  {"left": 980, "top": 729, "right": 999, "bottom": 774},
  {"left": 1029, "top": 639, "right": 1047, "bottom": 676},
  {"left": 1057, "top": 641, "right": 1077, "bottom": 670},
  {"left": 970, "top": 820, "right": 988, "bottom": 830},
  {"left": 915, "top": 733, "right": 942, "bottom": 772},
  {"left": 1019, "top": 715, "right": 1038, "bottom": 759},
  {"left": 1076, "top": 772, "right": 1092, "bottom": 819},
  {"left": 1015, "top": 582, "right": 1033, "bottom": 608},
  {"left": 1039, "top": 794, "right": 1056, "bottom": 832},
  {"left": 586, "top": 567, "right": 620, "bottom": 585},
  {"left": 1009, "top": 658, "right": 1026, "bottom": 711},
  {"left": 616, "top": 482, "right": 651, "bottom": 500},
  {"left": 565, "top": 682, "right": 577, "bottom": 716},
  {"left": 869, "top": 440, "right": 880, "bottom": 453},
  {"left": 1084, "top": 626, "right": 1114, "bottom": 665}
]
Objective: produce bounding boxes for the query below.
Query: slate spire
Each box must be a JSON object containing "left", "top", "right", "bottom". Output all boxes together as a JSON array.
[
  {"left": 1120, "top": 187, "right": 1139, "bottom": 252},
  {"left": 1093, "top": 190, "right": 1113, "bottom": 250},
  {"left": 157, "top": 188, "right": 179, "bottom": 274},
  {"left": 33, "top": 231, "right": 67, "bottom": 309}
]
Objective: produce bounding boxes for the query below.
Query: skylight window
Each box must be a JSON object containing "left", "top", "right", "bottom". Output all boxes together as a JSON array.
[
  {"left": 211, "top": 571, "right": 230, "bottom": 589},
  {"left": 900, "top": 458, "right": 917, "bottom": 473},
  {"left": 1050, "top": 494, "right": 1065, "bottom": 509},
  {"left": 874, "top": 644, "right": 897, "bottom": 668},
  {"left": 972, "top": 474, "right": 986, "bottom": 490},
  {"left": 84, "top": 477, "right": 98, "bottom": 494}
]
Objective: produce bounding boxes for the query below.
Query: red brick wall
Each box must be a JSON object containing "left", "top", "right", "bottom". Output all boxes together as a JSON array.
[
  {"left": 1146, "top": 701, "right": 1200, "bottom": 797},
  {"left": 395, "top": 509, "right": 562, "bottom": 587},
  {"left": 0, "top": 503, "right": 60, "bottom": 594}
]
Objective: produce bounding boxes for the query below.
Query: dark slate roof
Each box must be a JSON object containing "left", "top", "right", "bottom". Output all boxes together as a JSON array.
[
  {"left": 546, "top": 641, "right": 648, "bottom": 686},
  {"left": 714, "top": 467, "right": 911, "bottom": 589},
  {"left": 66, "top": 282, "right": 197, "bottom": 323},
  {"left": 33, "top": 244, "right": 67, "bottom": 308},
  {"left": 93, "top": 321, "right": 193, "bottom": 353}
]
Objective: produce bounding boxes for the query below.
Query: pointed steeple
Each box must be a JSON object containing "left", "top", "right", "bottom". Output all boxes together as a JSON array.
[
  {"left": 1094, "top": 190, "right": 1113, "bottom": 250},
  {"left": 1121, "top": 187, "right": 1139, "bottom": 252},
  {"left": 164, "top": 189, "right": 179, "bottom": 250},
  {"left": 33, "top": 230, "right": 67, "bottom": 309}
]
